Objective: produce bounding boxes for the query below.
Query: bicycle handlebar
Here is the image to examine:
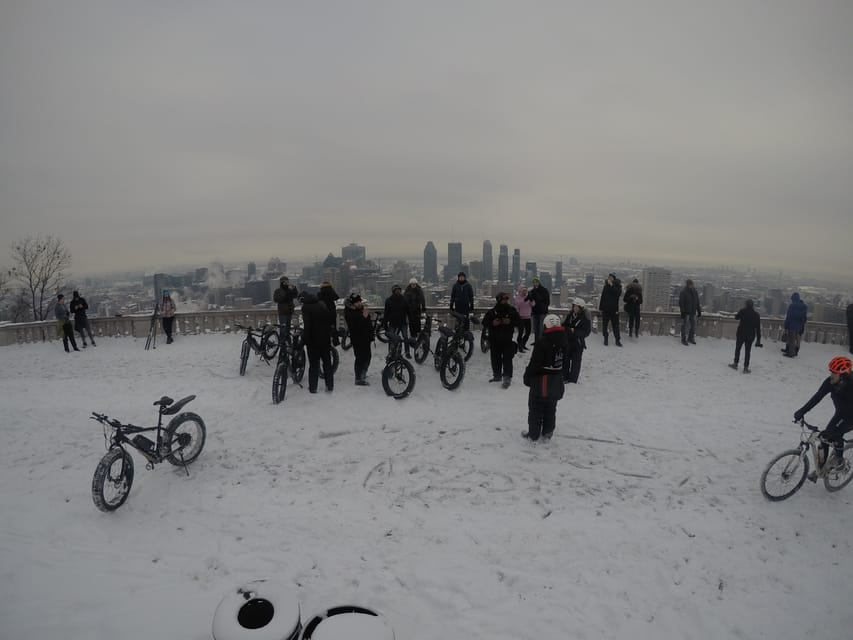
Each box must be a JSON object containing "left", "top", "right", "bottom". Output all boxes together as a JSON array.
[{"left": 795, "top": 417, "right": 819, "bottom": 432}]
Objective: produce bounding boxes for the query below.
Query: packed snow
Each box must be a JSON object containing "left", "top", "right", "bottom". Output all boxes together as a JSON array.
[{"left": 1, "top": 329, "right": 852, "bottom": 639}]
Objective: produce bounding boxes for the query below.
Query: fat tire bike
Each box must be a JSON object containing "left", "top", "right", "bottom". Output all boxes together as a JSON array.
[
  {"left": 434, "top": 311, "right": 477, "bottom": 390},
  {"left": 90, "top": 395, "right": 206, "bottom": 512},
  {"left": 412, "top": 315, "right": 433, "bottom": 365},
  {"left": 381, "top": 333, "right": 416, "bottom": 399},
  {"left": 272, "top": 332, "right": 306, "bottom": 404},
  {"left": 235, "top": 322, "right": 280, "bottom": 376},
  {"left": 760, "top": 418, "right": 853, "bottom": 501}
]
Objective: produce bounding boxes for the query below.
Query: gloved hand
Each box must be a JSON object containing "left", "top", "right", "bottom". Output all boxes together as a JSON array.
[{"left": 793, "top": 410, "right": 804, "bottom": 422}]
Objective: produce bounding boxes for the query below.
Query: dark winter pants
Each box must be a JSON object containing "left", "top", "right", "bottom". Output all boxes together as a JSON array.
[
  {"left": 517, "top": 318, "right": 531, "bottom": 348},
  {"left": 489, "top": 342, "right": 515, "bottom": 380},
  {"left": 601, "top": 311, "right": 621, "bottom": 343},
  {"left": 278, "top": 313, "right": 292, "bottom": 341},
  {"left": 627, "top": 308, "right": 641, "bottom": 336},
  {"left": 734, "top": 337, "right": 754, "bottom": 368},
  {"left": 681, "top": 314, "right": 696, "bottom": 343},
  {"left": 531, "top": 314, "right": 545, "bottom": 342},
  {"left": 784, "top": 330, "right": 801, "bottom": 357},
  {"left": 162, "top": 316, "right": 175, "bottom": 341},
  {"left": 408, "top": 313, "right": 422, "bottom": 340},
  {"left": 527, "top": 393, "right": 558, "bottom": 441},
  {"left": 820, "top": 415, "right": 851, "bottom": 460},
  {"left": 75, "top": 318, "right": 94, "bottom": 344},
  {"left": 61, "top": 321, "right": 78, "bottom": 352},
  {"left": 848, "top": 322, "right": 853, "bottom": 355},
  {"left": 563, "top": 346, "right": 584, "bottom": 383},
  {"left": 307, "top": 345, "right": 333, "bottom": 392},
  {"left": 352, "top": 341, "right": 372, "bottom": 382}
]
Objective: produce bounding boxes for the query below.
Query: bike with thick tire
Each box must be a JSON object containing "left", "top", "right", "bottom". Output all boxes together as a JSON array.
[
  {"left": 272, "top": 331, "right": 306, "bottom": 404},
  {"left": 90, "top": 395, "right": 206, "bottom": 512},
  {"left": 434, "top": 311, "right": 478, "bottom": 390},
  {"left": 381, "top": 332, "right": 416, "bottom": 399},
  {"left": 412, "top": 315, "right": 433, "bottom": 365},
  {"left": 235, "top": 322, "right": 280, "bottom": 376},
  {"left": 760, "top": 418, "right": 853, "bottom": 501}
]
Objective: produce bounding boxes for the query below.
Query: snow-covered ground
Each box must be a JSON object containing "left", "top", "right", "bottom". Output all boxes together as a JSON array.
[{"left": 1, "top": 330, "right": 852, "bottom": 639}]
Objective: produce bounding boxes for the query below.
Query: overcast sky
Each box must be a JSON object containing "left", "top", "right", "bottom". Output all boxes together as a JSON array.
[{"left": 1, "top": 1, "right": 851, "bottom": 277}]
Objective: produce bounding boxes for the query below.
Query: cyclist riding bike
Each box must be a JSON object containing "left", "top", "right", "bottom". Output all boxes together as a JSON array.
[{"left": 793, "top": 356, "right": 853, "bottom": 473}]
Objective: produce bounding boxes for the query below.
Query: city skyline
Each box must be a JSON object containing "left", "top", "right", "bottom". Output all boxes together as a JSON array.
[{"left": 2, "top": 3, "right": 853, "bottom": 277}]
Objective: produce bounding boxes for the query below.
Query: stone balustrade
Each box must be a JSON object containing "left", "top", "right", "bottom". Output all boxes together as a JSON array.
[{"left": 1, "top": 308, "right": 849, "bottom": 349}]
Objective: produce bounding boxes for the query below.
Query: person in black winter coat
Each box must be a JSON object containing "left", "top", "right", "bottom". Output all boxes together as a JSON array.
[
  {"left": 273, "top": 276, "right": 299, "bottom": 340},
  {"left": 54, "top": 293, "right": 79, "bottom": 352},
  {"left": 482, "top": 292, "right": 521, "bottom": 388},
  {"left": 317, "top": 281, "right": 340, "bottom": 346},
  {"left": 344, "top": 293, "right": 374, "bottom": 385},
  {"left": 623, "top": 279, "right": 643, "bottom": 338},
  {"left": 562, "top": 298, "right": 591, "bottom": 384},
  {"left": 526, "top": 277, "right": 550, "bottom": 342},
  {"left": 449, "top": 272, "right": 474, "bottom": 331},
  {"left": 384, "top": 284, "right": 411, "bottom": 357},
  {"left": 522, "top": 315, "right": 569, "bottom": 442},
  {"left": 794, "top": 356, "right": 853, "bottom": 473},
  {"left": 598, "top": 273, "right": 622, "bottom": 346},
  {"left": 404, "top": 278, "right": 426, "bottom": 338},
  {"left": 69, "top": 290, "right": 96, "bottom": 347},
  {"left": 678, "top": 279, "right": 702, "bottom": 345},
  {"left": 301, "top": 292, "right": 334, "bottom": 393},
  {"left": 729, "top": 299, "right": 763, "bottom": 373}
]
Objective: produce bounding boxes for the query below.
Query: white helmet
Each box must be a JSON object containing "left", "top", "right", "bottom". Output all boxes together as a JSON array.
[
  {"left": 409, "top": 278, "right": 418, "bottom": 285},
  {"left": 572, "top": 298, "right": 586, "bottom": 309},
  {"left": 543, "top": 314, "right": 561, "bottom": 330}
]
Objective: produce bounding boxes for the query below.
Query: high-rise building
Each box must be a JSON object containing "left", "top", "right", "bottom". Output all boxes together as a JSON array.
[
  {"left": 482, "top": 240, "right": 493, "bottom": 281},
  {"left": 498, "top": 245, "right": 509, "bottom": 282},
  {"left": 641, "top": 267, "right": 672, "bottom": 312},
  {"left": 247, "top": 262, "right": 256, "bottom": 280},
  {"left": 342, "top": 243, "right": 366, "bottom": 265},
  {"left": 584, "top": 273, "right": 594, "bottom": 293},
  {"left": 525, "top": 262, "right": 538, "bottom": 282},
  {"left": 423, "top": 242, "right": 438, "bottom": 283},
  {"left": 555, "top": 262, "right": 563, "bottom": 289},
  {"left": 447, "top": 242, "right": 463, "bottom": 280},
  {"left": 511, "top": 249, "right": 521, "bottom": 285}
]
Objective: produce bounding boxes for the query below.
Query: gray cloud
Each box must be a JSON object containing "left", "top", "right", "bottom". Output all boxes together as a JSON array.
[{"left": 1, "top": 1, "right": 852, "bottom": 276}]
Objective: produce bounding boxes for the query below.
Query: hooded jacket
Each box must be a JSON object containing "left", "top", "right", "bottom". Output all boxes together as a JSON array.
[
  {"left": 623, "top": 282, "right": 643, "bottom": 311},
  {"left": 599, "top": 279, "right": 622, "bottom": 314},
  {"left": 523, "top": 325, "right": 568, "bottom": 400},
  {"left": 678, "top": 284, "right": 701, "bottom": 316},
  {"left": 482, "top": 300, "right": 521, "bottom": 347},
  {"left": 274, "top": 283, "right": 299, "bottom": 315},
  {"left": 784, "top": 293, "right": 807, "bottom": 333},
  {"left": 404, "top": 284, "right": 426, "bottom": 319},
  {"left": 301, "top": 293, "right": 333, "bottom": 349},
  {"left": 526, "top": 284, "right": 550, "bottom": 316},
  {"left": 344, "top": 298, "right": 374, "bottom": 346},
  {"left": 562, "top": 308, "right": 591, "bottom": 350},
  {"left": 735, "top": 300, "right": 762, "bottom": 342},
  {"left": 450, "top": 279, "right": 474, "bottom": 315}
]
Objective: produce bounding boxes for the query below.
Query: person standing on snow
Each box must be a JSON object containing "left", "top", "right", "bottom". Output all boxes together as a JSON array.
[
  {"left": 728, "top": 299, "right": 763, "bottom": 373},
  {"left": 522, "top": 314, "right": 568, "bottom": 443}
]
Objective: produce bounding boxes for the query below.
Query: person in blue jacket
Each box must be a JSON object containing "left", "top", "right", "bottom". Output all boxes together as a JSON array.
[{"left": 783, "top": 292, "right": 808, "bottom": 357}]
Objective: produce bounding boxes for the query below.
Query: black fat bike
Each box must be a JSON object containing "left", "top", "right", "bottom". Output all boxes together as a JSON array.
[
  {"left": 90, "top": 395, "right": 207, "bottom": 512},
  {"left": 412, "top": 315, "right": 433, "bottom": 365},
  {"left": 433, "top": 311, "right": 477, "bottom": 390},
  {"left": 382, "top": 333, "right": 416, "bottom": 399},
  {"left": 236, "top": 322, "right": 280, "bottom": 376}
]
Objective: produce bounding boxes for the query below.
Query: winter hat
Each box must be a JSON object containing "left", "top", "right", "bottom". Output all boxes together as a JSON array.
[
  {"left": 280, "top": 275, "right": 289, "bottom": 283},
  {"left": 745, "top": 299, "right": 754, "bottom": 308},
  {"left": 608, "top": 273, "right": 616, "bottom": 280},
  {"left": 572, "top": 298, "right": 586, "bottom": 309},
  {"left": 162, "top": 289, "right": 169, "bottom": 296},
  {"left": 457, "top": 272, "right": 466, "bottom": 278},
  {"left": 632, "top": 279, "right": 639, "bottom": 284},
  {"left": 495, "top": 292, "right": 509, "bottom": 302},
  {"left": 409, "top": 277, "right": 418, "bottom": 285},
  {"left": 348, "top": 293, "right": 362, "bottom": 304},
  {"left": 543, "top": 314, "right": 562, "bottom": 330},
  {"left": 57, "top": 293, "right": 64, "bottom": 299},
  {"left": 72, "top": 290, "right": 80, "bottom": 297},
  {"left": 532, "top": 277, "right": 541, "bottom": 284},
  {"left": 392, "top": 284, "right": 402, "bottom": 292}
]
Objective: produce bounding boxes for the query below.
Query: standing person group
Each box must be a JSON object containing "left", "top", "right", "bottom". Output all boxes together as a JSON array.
[
  {"left": 678, "top": 279, "right": 701, "bottom": 346},
  {"left": 598, "top": 273, "right": 622, "bottom": 347},
  {"left": 526, "top": 278, "right": 550, "bottom": 342},
  {"left": 160, "top": 290, "right": 177, "bottom": 344},
  {"left": 54, "top": 293, "right": 79, "bottom": 352},
  {"left": 482, "top": 292, "right": 521, "bottom": 389},
  {"left": 729, "top": 299, "right": 762, "bottom": 373},
  {"left": 623, "top": 279, "right": 643, "bottom": 338},
  {"left": 69, "top": 291, "right": 96, "bottom": 347},
  {"left": 782, "top": 292, "right": 808, "bottom": 358},
  {"left": 344, "top": 292, "right": 373, "bottom": 386}
]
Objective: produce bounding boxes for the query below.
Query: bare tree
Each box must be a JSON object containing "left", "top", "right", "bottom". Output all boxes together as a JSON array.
[{"left": 9, "top": 235, "right": 72, "bottom": 321}]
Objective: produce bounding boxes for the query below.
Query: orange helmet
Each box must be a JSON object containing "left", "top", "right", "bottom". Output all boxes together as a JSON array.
[{"left": 828, "top": 356, "right": 852, "bottom": 375}]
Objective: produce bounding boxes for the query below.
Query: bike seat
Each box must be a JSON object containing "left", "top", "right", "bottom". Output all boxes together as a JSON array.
[
  {"left": 153, "top": 396, "right": 174, "bottom": 408},
  {"left": 160, "top": 394, "right": 196, "bottom": 415}
]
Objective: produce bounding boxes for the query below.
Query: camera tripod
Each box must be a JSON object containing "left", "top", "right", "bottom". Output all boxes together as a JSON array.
[{"left": 144, "top": 305, "right": 160, "bottom": 351}]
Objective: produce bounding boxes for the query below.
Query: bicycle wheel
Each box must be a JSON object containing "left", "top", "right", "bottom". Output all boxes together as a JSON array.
[
  {"left": 239, "top": 339, "right": 250, "bottom": 376},
  {"left": 382, "top": 359, "right": 416, "bottom": 399},
  {"left": 824, "top": 444, "right": 853, "bottom": 492},
  {"left": 272, "top": 359, "right": 288, "bottom": 404},
  {"left": 291, "top": 349, "right": 306, "bottom": 384},
  {"left": 92, "top": 447, "right": 134, "bottom": 512},
  {"left": 164, "top": 412, "right": 207, "bottom": 465},
  {"left": 413, "top": 334, "right": 430, "bottom": 364},
  {"left": 480, "top": 329, "right": 490, "bottom": 353},
  {"left": 760, "top": 449, "right": 809, "bottom": 501},
  {"left": 439, "top": 352, "right": 466, "bottom": 390},
  {"left": 375, "top": 321, "right": 388, "bottom": 343},
  {"left": 341, "top": 331, "right": 352, "bottom": 351},
  {"left": 460, "top": 333, "right": 475, "bottom": 361},
  {"left": 263, "top": 331, "right": 280, "bottom": 360},
  {"left": 433, "top": 337, "right": 446, "bottom": 371}
]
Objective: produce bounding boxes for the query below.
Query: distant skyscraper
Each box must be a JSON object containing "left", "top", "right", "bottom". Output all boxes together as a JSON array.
[
  {"left": 642, "top": 267, "right": 672, "bottom": 312},
  {"left": 423, "top": 242, "right": 438, "bottom": 283},
  {"left": 555, "top": 261, "right": 563, "bottom": 289},
  {"left": 498, "top": 245, "right": 509, "bottom": 282},
  {"left": 482, "top": 240, "right": 493, "bottom": 281},
  {"left": 247, "top": 262, "right": 256, "bottom": 280},
  {"left": 447, "top": 242, "right": 463, "bottom": 280},
  {"left": 342, "top": 243, "right": 366, "bottom": 265},
  {"left": 525, "top": 262, "right": 538, "bottom": 281},
  {"left": 511, "top": 249, "right": 520, "bottom": 284},
  {"left": 584, "top": 273, "right": 594, "bottom": 293}
]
